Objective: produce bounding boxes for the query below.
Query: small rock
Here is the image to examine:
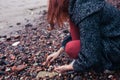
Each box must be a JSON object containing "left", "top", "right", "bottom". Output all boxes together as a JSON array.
[
  {"left": 6, "top": 36, "right": 11, "bottom": 41},
  {"left": 0, "top": 71, "right": 5, "bottom": 75},
  {"left": 12, "top": 41, "right": 20, "bottom": 46},
  {"left": 63, "top": 30, "right": 69, "bottom": 33},
  {"left": 0, "top": 59, "right": 8, "bottom": 65},
  {"left": 10, "top": 54, "right": 15, "bottom": 60},
  {"left": 0, "top": 66, "right": 6, "bottom": 71},
  {"left": 5, "top": 68, "right": 11, "bottom": 72},
  {"left": 32, "top": 27, "right": 37, "bottom": 30},
  {"left": 20, "top": 77, "right": 24, "bottom": 80},
  {"left": 104, "top": 69, "right": 115, "bottom": 74},
  {"left": 0, "top": 38, "right": 5, "bottom": 42},
  {"left": 25, "top": 23, "right": 33, "bottom": 27},
  {"left": 42, "top": 10, "right": 47, "bottom": 15},
  {"left": 33, "top": 63, "right": 38, "bottom": 66},
  {"left": 9, "top": 26, "right": 13, "bottom": 28},
  {"left": 13, "top": 34, "right": 20, "bottom": 39},
  {"left": 36, "top": 71, "right": 58, "bottom": 78},
  {"left": 74, "top": 76, "right": 82, "bottom": 80},
  {"left": 12, "top": 64, "right": 27, "bottom": 72},
  {"left": 1, "top": 56, "right": 7, "bottom": 59},
  {"left": 108, "top": 75, "right": 113, "bottom": 79},
  {"left": 58, "top": 74, "right": 62, "bottom": 77},
  {"left": 1, "top": 35, "right": 7, "bottom": 38},
  {"left": 16, "top": 22, "right": 21, "bottom": 25}
]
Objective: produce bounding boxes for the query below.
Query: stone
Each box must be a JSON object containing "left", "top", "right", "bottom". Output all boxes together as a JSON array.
[
  {"left": 12, "top": 64, "right": 27, "bottom": 72},
  {"left": 36, "top": 71, "right": 58, "bottom": 79},
  {"left": 12, "top": 41, "right": 20, "bottom": 46},
  {"left": 5, "top": 68, "right": 11, "bottom": 72},
  {"left": 16, "top": 22, "right": 21, "bottom": 25},
  {"left": 108, "top": 75, "right": 113, "bottom": 79},
  {"left": 25, "top": 23, "right": 33, "bottom": 27}
]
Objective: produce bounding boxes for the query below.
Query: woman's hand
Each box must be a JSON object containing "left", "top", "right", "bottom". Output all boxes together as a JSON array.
[
  {"left": 54, "top": 64, "right": 74, "bottom": 73},
  {"left": 45, "top": 47, "right": 64, "bottom": 64},
  {"left": 46, "top": 52, "right": 60, "bottom": 64}
]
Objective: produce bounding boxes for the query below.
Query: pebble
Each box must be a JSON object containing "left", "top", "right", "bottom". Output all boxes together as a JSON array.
[
  {"left": 9, "top": 54, "right": 15, "bottom": 60},
  {"left": 63, "top": 30, "right": 69, "bottom": 33},
  {"left": 16, "top": 22, "right": 21, "bottom": 25},
  {"left": 12, "top": 41, "right": 20, "bottom": 46},
  {"left": 9, "top": 26, "right": 13, "bottom": 28},
  {"left": 33, "top": 63, "right": 38, "bottom": 66},
  {"left": 42, "top": 10, "right": 47, "bottom": 15},
  {"left": 0, "top": 59, "right": 8, "bottom": 65},
  {"left": 12, "top": 64, "right": 27, "bottom": 72},
  {"left": 0, "top": 71, "right": 5, "bottom": 75},
  {"left": 108, "top": 75, "right": 113, "bottom": 79},
  {"left": 58, "top": 74, "right": 62, "bottom": 77},
  {"left": 25, "top": 23, "right": 33, "bottom": 27},
  {"left": 5, "top": 68, "right": 11, "bottom": 72},
  {"left": 0, "top": 38, "right": 5, "bottom": 42}
]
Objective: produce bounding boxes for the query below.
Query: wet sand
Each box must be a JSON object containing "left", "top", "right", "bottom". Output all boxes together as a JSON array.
[{"left": 0, "top": 0, "right": 47, "bottom": 36}]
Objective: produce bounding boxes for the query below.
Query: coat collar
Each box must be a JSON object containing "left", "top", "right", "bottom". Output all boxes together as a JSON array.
[{"left": 68, "top": 0, "right": 105, "bottom": 25}]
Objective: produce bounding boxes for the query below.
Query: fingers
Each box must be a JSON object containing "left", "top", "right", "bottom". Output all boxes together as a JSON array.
[
  {"left": 54, "top": 66, "right": 61, "bottom": 73},
  {"left": 46, "top": 56, "right": 52, "bottom": 64},
  {"left": 50, "top": 57, "right": 55, "bottom": 63},
  {"left": 54, "top": 66, "right": 65, "bottom": 73}
]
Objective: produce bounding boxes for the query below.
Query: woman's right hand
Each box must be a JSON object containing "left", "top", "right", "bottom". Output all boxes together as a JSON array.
[
  {"left": 45, "top": 52, "right": 60, "bottom": 64},
  {"left": 45, "top": 47, "right": 64, "bottom": 65}
]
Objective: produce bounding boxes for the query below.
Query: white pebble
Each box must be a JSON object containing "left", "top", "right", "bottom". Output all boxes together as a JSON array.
[
  {"left": 58, "top": 73, "right": 62, "bottom": 76},
  {"left": 6, "top": 68, "right": 11, "bottom": 72},
  {"left": 108, "top": 75, "right": 113, "bottom": 79},
  {"left": 12, "top": 41, "right": 20, "bottom": 46}
]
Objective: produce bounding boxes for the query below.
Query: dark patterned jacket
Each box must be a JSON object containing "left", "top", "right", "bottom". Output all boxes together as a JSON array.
[{"left": 62, "top": 0, "right": 120, "bottom": 72}]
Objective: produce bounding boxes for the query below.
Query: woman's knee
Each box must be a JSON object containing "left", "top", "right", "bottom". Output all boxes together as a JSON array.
[
  {"left": 65, "top": 41, "right": 80, "bottom": 59},
  {"left": 65, "top": 42, "right": 73, "bottom": 54}
]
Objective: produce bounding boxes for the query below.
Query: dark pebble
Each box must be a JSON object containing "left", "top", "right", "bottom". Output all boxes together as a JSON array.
[
  {"left": 25, "top": 23, "right": 33, "bottom": 28},
  {"left": 0, "top": 66, "right": 6, "bottom": 71},
  {"left": 0, "top": 71, "right": 5, "bottom": 75},
  {"left": 32, "top": 27, "right": 37, "bottom": 30},
  {"left": 6, "top": 37, "right": 11, "bottom": 41},
  {"left": 42, "top": 10, "right": 47, "bottom": 15},
  {"left": 1, "top": 56, "right": 7, "bottom": 59},
  {"left": 0, "top": 59, "right": 9, "bottom": 65},
  {"left": 16, "top": 23, "right": 21, "bottom": 25},
  {"left": 0, "top": 35, "right": 7, "bottom": 38},
  {"left": 63, "top": 30, "right": 69, "bottom": 33},
  {"left": 74, "top": 76, "right": 82, "bottom": 80},
  {"left": 9, "top": 26, "right": 13, "bottom": 28}
]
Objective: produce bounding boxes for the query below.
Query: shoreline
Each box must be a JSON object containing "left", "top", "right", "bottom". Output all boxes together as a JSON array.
[{"left": 0, "top": 0, "right": 47, "bottom": 37}]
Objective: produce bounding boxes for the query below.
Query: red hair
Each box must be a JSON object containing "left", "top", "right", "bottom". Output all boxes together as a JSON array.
[{"left": 47, "top": 0, "right": 69, "bottom": 28}]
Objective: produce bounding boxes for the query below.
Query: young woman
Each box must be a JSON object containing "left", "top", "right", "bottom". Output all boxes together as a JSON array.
[{"left": 45, "top": 0, "right": 120, "bottom": 73}]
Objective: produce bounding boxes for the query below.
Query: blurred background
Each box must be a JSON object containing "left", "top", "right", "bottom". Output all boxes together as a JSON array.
[{"left": 0, "top": 0, "right": 47, "bottom": 36}]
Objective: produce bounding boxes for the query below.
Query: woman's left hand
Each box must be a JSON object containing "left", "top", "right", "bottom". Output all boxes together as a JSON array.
[{"left": 54, "top": 64, "right": 73, "bottom": 73}]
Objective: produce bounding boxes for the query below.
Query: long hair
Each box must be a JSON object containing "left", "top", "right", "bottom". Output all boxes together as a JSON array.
[{"left": 47, "top": 0, "right": 69, "bottom": 28}]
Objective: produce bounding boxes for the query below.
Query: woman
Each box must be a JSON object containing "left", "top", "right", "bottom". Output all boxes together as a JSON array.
[{"left": 45, "top": 0, "right": 120, "bottom": 73}]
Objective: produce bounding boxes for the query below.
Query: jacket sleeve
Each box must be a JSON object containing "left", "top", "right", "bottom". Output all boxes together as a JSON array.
[
  {"left": 73, "top": 11, "right": 103, "bottom": 72},
  {"left": 61, "top": 35, "right": 72, "bottom": 48}
]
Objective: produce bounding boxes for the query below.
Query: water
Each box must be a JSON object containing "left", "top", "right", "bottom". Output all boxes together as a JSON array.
[{"left": 0, "top": 0, "right": 48, "bottom": 36}]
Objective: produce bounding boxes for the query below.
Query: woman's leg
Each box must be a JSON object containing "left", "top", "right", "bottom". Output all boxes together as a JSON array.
[
  {"left": 65, "top": 40, "right": 80, "bottom": 59},
  {"left": 70, "top": 20, "right": 80, "bottom": 40},
  {"left": 65, "top": 21, "right": 80, "bottom": 59}
]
